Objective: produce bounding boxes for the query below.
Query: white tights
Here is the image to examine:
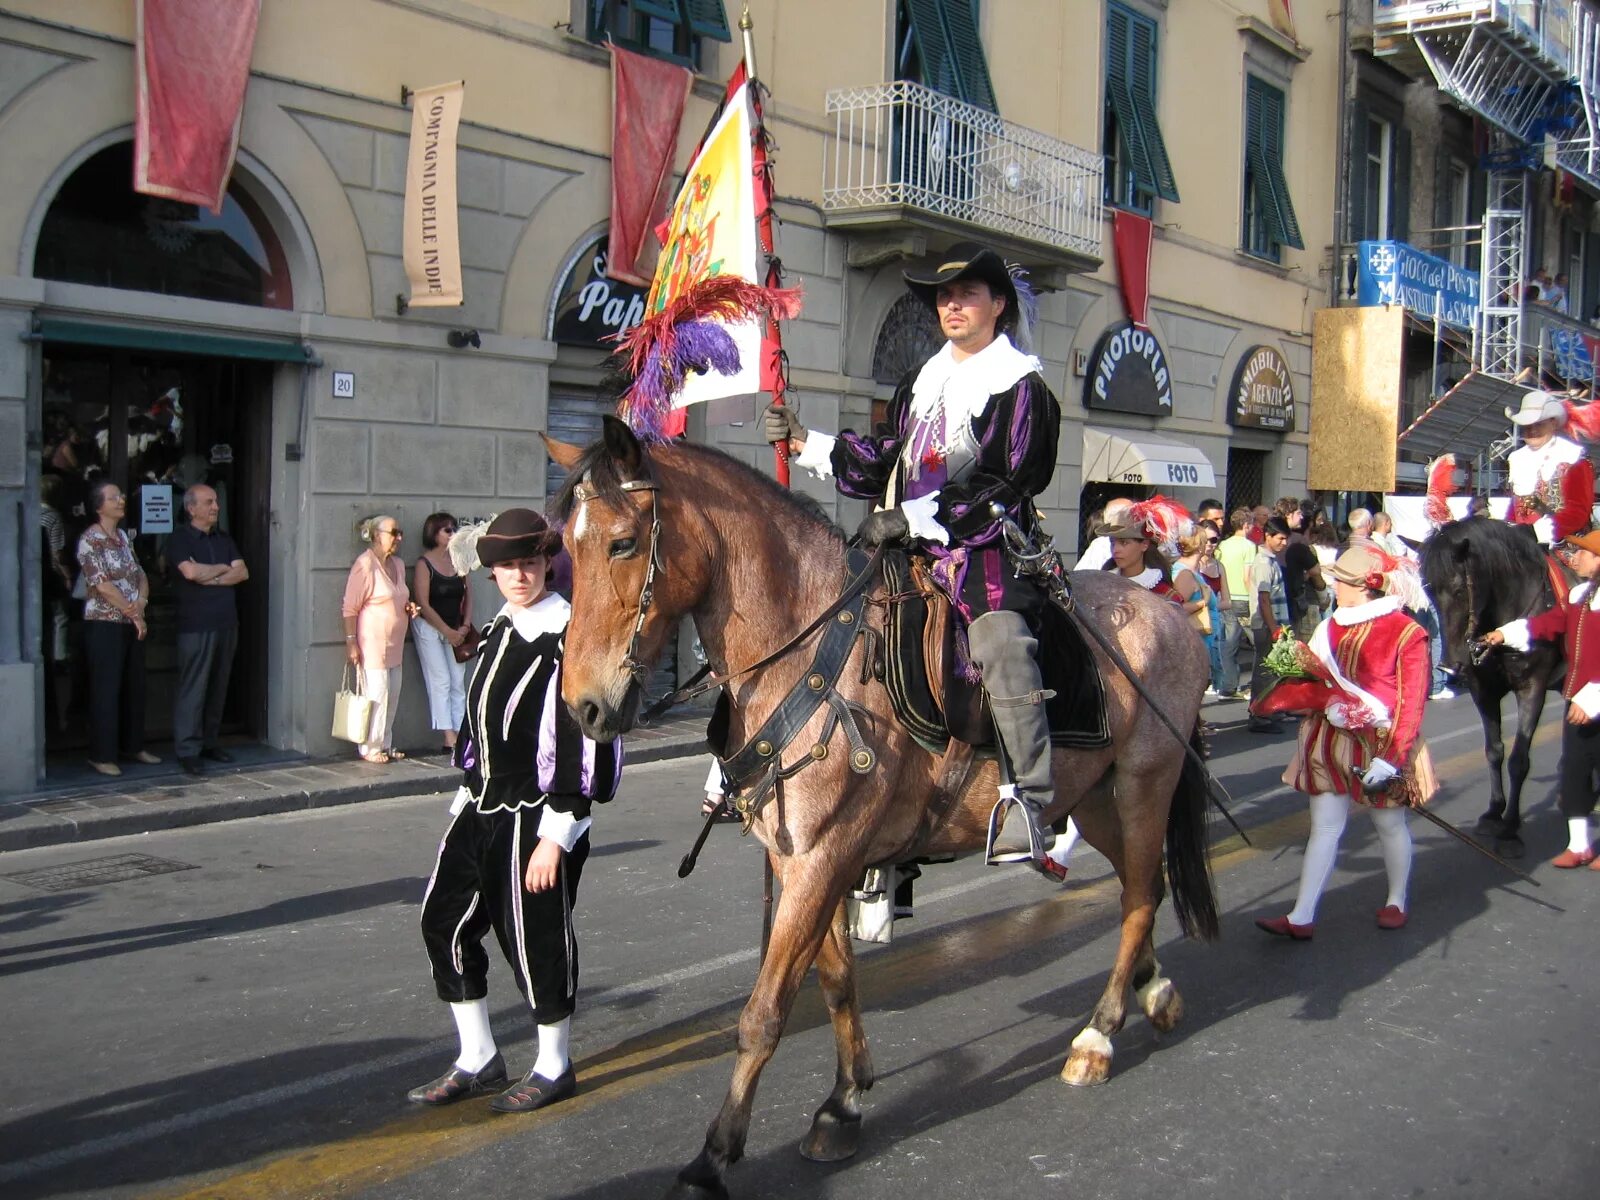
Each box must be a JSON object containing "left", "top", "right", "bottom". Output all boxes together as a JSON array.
[{"left": 1286, "top": 792, "right": 1412, "bottom": 925}]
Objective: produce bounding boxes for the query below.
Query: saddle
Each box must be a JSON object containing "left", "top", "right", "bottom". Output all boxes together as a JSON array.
[{"left": 878, "top": 551, "right": 1112, "bottom": 752}]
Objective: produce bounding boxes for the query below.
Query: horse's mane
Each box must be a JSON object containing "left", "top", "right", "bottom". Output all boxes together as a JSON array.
[
  {"left": 549, "top": 436, "right": 845, "bottom": 544},
  {"left": 1420, "top": 516, "right": 1551, "bottom": 626}
]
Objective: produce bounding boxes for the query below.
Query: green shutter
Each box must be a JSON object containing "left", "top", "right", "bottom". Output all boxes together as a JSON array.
[
  {"left": 681, "top": 0, "right": 732, "bottom": 42},
  {"left": 1127, "top": 14, "right": 1179, "bottom": 202},
  {"left": 1245, "top": 76, "right": 1304, "bottom": 253},
  {"left": 904, "top": 0, "right": 961, "bottom": 100},
  {"left": 936, "top": 0, "right": 997, "bottom": 112},
  {"left": 1258, "top": 81, "right": 1304, "bottom": 248},
  {"left": 903, "top": 0, "right": 997, "bottom": 112},
  {"left": 633, "top": 0, "right": 683, "bottom": 23},
  {"left": 1105, "top": 6, "right": 1154, "bottom": 198}
]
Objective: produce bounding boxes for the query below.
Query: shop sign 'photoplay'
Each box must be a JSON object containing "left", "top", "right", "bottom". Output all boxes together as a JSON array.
[
  {"left": 403, "top": 80, "right": 464, "bottom": 307},
  {"left": 1084, "top": 320, "right": 1173, "bottom": 416},
  {"left": 1228, "top": 344, "right": 1296, "bottom": 431}
]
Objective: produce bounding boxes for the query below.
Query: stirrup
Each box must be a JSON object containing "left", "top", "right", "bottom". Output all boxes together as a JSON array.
[{"left": 985, "top": 794, "right": 1062, "bottom": 879}]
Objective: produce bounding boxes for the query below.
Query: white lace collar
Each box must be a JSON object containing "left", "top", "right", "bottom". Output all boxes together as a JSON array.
[
  {"left": 909, "top": 334, "right": 1041, "bottom": 426},
  {"left": 1572, "top": 581, "right": 1598, "bottom": 609},
  {"left": 1331, "top": 595, "right": 1403, "bottom": 626},
  {"left": 498, "top": 593, "right": 570, "bottom": 642},
  {"left": 1129, "top": 567, "right": 1165, "bottom": 590},
  {"left": 1509, "top": 435, "right": 1585, "bottom": 492}
]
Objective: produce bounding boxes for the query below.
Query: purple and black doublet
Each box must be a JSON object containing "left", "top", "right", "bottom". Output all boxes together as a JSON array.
[
  {"left": 420, "top": 595, "right": 621, "bottom": 1023},
  {"left": 827, "top": 339, "right": 1060, "bottom": 624}
]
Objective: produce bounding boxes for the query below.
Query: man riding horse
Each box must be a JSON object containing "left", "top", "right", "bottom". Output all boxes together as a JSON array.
[
  {"left": 763, "top": 242, "right": 1064, "bottom": 872},
  {"left": 1504, "top": 389, "right": 1594, "bottom": 546}
]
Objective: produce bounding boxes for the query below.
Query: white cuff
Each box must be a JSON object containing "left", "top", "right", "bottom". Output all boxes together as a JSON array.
[
  {"left": 1573, "top": 682, "right": 1600, "bottom": 720},
  {"left": 1497, "top": 618, "right": 1533, "bottom": 652},
  {"left": 449, "top": 785, "right": 471, "bottom": 816},
  {"left": 901, "top": 491, "right": 950, "bottom": 546},
  {"left": 795, "top": 431, "right": 836, "bottom": 478},
  {"left": 536, "top": 807, "right": 592, "bottom": 852},
  {"left": 1534, "top": 515, "right": 1556, "bottom": 544}
]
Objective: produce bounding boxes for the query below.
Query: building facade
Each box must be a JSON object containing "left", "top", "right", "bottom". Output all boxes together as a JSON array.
[{"left": 0, "top": 0, "right": 1337, "bottom": 791}]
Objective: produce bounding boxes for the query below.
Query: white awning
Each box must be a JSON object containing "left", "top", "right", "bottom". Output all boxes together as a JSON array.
[{"left": 1081, "top": 427, "right": 1217, "bottom": 489}]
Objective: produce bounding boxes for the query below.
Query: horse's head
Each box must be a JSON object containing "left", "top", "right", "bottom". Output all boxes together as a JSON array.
[
  {"left": 1420, "top": 516, "right": 1549, "bottom": 667},
  {"left": 546, "top": 417, "right": 706, "bottom": 742}
]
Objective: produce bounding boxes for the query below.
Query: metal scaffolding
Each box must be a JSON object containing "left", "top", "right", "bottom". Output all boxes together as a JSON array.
[{"left": 1476, "top": 169, "right": 1529, "bottom": 383}]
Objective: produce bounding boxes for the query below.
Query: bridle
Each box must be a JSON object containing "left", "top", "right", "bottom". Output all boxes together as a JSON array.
[{"left": 572, "top": 475, "right": 662, "bottom": 687}]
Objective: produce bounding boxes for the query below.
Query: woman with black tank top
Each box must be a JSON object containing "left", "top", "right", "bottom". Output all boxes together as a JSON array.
[{"left": 414, "top": 512, "right": 473, "bottom": 752}]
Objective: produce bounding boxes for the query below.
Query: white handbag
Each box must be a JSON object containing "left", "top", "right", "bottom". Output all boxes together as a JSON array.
[{"left": 331, "top": 664, "right": 374, "bottom": 744}]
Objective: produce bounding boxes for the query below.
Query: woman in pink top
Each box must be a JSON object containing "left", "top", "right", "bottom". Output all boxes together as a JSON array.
[{"left": 342, "top": 515, "right": 419, "bottom": 763}]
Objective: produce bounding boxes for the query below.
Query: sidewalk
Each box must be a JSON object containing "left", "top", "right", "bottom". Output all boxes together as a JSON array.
[{"left": 0, "top": 712, "right": 712, "bottom": 853}]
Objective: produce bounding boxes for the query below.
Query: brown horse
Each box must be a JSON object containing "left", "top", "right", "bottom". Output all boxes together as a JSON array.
[{"left": 548, "top": 418, "right": 1217, "bottom": 1200}]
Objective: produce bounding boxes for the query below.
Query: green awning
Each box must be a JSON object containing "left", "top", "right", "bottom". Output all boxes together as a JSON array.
[{"left": 30, "top": 318, "right": 314, "bottom": 364}]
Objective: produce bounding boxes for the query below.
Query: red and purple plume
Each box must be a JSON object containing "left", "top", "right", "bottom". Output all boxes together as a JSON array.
[
  {"left": 611, "top": 276, "right": 803, "bottom": 439},
  {"left": 1127, "top": 494, "right": 1194, "bottom": 556},
  {"left": 1564, "top": 397, "right": 1600, "bottom": 443}
]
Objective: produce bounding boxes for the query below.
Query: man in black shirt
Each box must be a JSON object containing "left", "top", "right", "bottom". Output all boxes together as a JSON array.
[
  {"left": 1281, "top": 505, "right": 1325, "bottom": 639},
  {"left": 167, "top": 485, "right": 248, "bottom": 774}
]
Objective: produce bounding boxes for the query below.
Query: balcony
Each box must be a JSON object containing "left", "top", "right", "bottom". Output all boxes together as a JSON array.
[
  {"left": 821, "top": 81, "right": 1103, "bottom": 273},
  {"left": 1374, "top": 1, "right": 1600, "bottom": 191}
]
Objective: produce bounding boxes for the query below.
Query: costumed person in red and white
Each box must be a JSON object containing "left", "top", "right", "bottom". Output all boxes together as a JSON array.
[
  {"left": 408, "top": 509, "right": 622, "bottom": 1113},
  {"left": 1254, "top": 547, "right": 1438, "bottom": 938},
  {"left": 1504, "top": 390, "right": 1595, "bottom": 546},
  {"left": 1479, "top": 527, "right": 1600, "bottom": 869}
]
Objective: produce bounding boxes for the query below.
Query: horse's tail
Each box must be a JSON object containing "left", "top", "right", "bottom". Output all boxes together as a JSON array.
[{"left": 1165, "top": 729, "right": 1220, "bottom": 942}]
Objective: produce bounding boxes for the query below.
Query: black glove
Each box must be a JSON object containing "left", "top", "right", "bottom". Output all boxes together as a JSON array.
[
  {"left": 762, "top": 402, "right": 805, "bottom": 447},
  {"left": 856, "top": 507, "right": 910, "bottom": 547}
]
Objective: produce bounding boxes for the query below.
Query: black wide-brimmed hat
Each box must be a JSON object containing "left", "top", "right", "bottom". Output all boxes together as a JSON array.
[
  {"left": 903, "top": 242, "right": 1018, "bottom": 321},
  {"left": 477, "top": 508, "right": 561, "bottom": 566}
]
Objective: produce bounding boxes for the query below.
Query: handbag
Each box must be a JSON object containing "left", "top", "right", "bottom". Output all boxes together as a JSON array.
[
  {"left": 1189, "top": 594, "right": 1213, "bottom": 637},
  {"left": 331, "top": 664, "right": 375, "bottom": 744},
  {"left": 452, "top": 625, "right": 482, "bottom": 664}
]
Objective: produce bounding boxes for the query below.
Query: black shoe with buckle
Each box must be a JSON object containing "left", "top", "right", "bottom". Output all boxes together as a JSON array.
[
  {"left": 200, "top": 747, "right": 235, "bottom": 763},
  {"left": 178, "top": 757, "right": 204, "bottom": 777},
  {"left": 488, "top": 1064, "right": 577, "bottom": 1114},
  {"left": 406, "top": 1053, "right": 508, "bottom": 1106}
]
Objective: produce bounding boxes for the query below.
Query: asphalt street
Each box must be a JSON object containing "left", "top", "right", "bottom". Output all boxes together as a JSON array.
[{"left": 0, "top": 694, "right": 1595, "bottom": 1200}]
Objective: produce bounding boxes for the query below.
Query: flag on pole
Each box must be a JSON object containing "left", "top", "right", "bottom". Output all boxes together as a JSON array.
[
  {"left": 133, "top": 0, "right": 260, "bottom": 214},
  {"left": 613, "top": 65, "right": 799, "bottom": 440}
]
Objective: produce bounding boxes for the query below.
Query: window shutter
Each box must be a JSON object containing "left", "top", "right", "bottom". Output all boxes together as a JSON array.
[
  {"left": 634, "top": 0, "right": 684, "bottom": 23},
  {"left": 936, "top": 0, "right": 998, "bottom": 112},
  {"left": 680, "top": 0, "right": 732, "bottom": 42},
  {"left": 904, "top": 0, "right": 961, "bottom": 101},
  {"left": 1128, "top": 14, "right": 1179, "bottom": 201},
  {"left": 1467, "top": 167, "right": 1487, "bottom": 272},
  {"left": 1258, "top": 80, "right": 1304, "bottom": 249},
  {"left": 1105, "top": 5, "right": 1155, "bottom": 197},
  {"left": 1392, "top": 126, "right": 1412, "bottom": 243},
  {"left": 1347, "top": 99, "right": 1370, "bottom": 244}
]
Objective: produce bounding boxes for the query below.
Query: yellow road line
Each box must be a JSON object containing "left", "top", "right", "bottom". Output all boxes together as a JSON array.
[{"left": 149, "top": 723, "right": 1553, "bottom": 1200}]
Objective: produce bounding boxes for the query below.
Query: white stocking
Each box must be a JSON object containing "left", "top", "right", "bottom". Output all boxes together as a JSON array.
[
  {"left": 1370, "top": 806, "right": 1413, "bottom": 912},
  {"left": 1287, "top": 792, "right": 1350, "bottom": 925},
  {"left": 533, "top": 1016, "right": 571, "bottom": 1080},
  {"left": 1045, "top": 817, "right": 1081, "bottom": 869},
  {"left": 449, "top": 998, "right": 497, "bottom": 1072},
  {"left": 1568, "top": 817, "right": 1592, "bottom": 854}
]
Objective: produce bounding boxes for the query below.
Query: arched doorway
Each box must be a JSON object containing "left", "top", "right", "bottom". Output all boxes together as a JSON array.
[{"left": 33, "top": 142, "right": 296, "bottom": 774}]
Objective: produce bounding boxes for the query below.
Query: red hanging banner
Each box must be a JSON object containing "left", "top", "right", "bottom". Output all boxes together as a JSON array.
[
  {"left": 1112, "top": 210, "right": 1154, "bottom": 328},
  {"left": 608, "top": 45, "right": 693, "bottom": 287},
  {"left": 134, "top": 0, "right": 260, "bottom": 214}
]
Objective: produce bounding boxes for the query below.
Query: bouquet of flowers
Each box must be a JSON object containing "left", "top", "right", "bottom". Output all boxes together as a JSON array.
[{"left": 1251, "top": 630, "right": 1377, "bottom": 730}]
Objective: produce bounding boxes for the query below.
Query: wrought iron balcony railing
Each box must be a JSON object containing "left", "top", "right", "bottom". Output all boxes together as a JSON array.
[{"left": 821, "top": 81, "right": 1104, "bottom": 261}]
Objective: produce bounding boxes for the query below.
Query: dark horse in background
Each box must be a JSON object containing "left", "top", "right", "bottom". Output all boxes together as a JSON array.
[{"left": 1420, "top": 517, "right": 1566, "bottom": 857}]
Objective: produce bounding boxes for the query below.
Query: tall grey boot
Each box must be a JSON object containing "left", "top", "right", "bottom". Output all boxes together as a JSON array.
[{"left": 968, "top": 612, "right": 1056, "bottom": 865}]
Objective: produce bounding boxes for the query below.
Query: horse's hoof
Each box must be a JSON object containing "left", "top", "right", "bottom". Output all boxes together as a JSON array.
[
  {"left": 800, "top": 1102, "right": 862, "bottom": 1162},
  {"left": 1061, "top": 1028, "right": 1114, "bottom": 1087},
  {"left": 1475, "top": 816, "right": 1507, "bottom": 838},
  {"left": 1140, "top": 980, "right": 1185, "bottom": 1034},
  {"left": 1496, "top": 836, "right": 1526, "bottom": 860}
]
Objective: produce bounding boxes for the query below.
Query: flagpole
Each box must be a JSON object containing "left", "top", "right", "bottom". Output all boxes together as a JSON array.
[{"left": 740, "top": 4, "right": 791, "bottom": 487}]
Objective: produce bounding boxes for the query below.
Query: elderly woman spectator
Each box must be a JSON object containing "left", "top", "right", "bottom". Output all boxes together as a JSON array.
[
  {"left": 76, "top": 478, "right": 158, "bottom": 775},
  {"left": 412, "top": 512, "right": 473, "bottom": 754},
  {"left": 343, "top": 515, "right": 419, "bottom": 764}
]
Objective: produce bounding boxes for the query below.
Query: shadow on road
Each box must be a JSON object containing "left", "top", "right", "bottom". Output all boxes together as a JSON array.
[{"left": 0, "top": 877, "right": 422, "bottom": 977}]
